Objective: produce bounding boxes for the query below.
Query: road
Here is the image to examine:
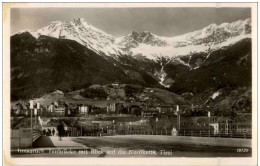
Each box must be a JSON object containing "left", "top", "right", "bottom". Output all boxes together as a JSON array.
[
  {"left": 33, "top": 136, "right": 85, "bottom": 148},
  {"left": 12, "top": 135, "right": 251, "bottom": 157},
  {"left": 11, "top": 136, "right": 103, "bottom": 157},
  {"left": 72, "top": 135, "right": 252, "bottom": 157}
]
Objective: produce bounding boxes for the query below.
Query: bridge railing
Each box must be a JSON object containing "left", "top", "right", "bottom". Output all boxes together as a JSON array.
[
  {"left": 74, "top": 129, "right": 251, "bottom": 139},
  {"left": 32, "top": 129, "right": 42, "bottom": 142},
  {"left": 178, "top": 130, "right": 252, "bottom": 139}
]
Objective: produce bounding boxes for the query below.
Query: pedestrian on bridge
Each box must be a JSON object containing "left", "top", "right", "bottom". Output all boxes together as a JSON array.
[
  {"left": 57, "top": 120, "right": 64, "bottom": 141},
  {"left": 48, "top": 129, "right": 51, "bottom": 136},
  {"left": 43, "top": 129, "right": 46, "bottom": 136},
  {"left": 52, "top": 128, "right": 55, "bottom": 136}
]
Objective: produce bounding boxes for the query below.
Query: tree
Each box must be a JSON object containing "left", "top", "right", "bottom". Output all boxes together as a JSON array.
[
  {"left": 80, "top": 88, "right": 108, "bottom": 99},
  {"left": 119, "top": 106, "right": 128, "bottom": 114},
  {"left": 124, "top": 85, "right": 143, "bottom": 97},
  {"left": 130, "top": 106, "right": 142, "bottom": 117}
]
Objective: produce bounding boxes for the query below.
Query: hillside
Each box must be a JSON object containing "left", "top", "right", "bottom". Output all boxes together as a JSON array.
[
  {"left": 21, "top": 84, "right": 187, "bottom": 107},
  {"left": 14, "top": 18, "right": 251, "bottom": 88},
  {"left": 11, "top": 33, "right": 160, "bottom": 100},
  {"left": 11, "top": 17, "right": 252, "bottom": 112},
  {"left": 169, "top": 38, "right": 251, "bottom": 94}
]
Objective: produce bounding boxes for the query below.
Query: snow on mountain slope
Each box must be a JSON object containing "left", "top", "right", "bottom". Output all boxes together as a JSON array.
[
  {"left": 115, "top": 18, "right": 250, "bottom": 87},
  {"left": 116, "top": 18, "right": 251, "bottom": 60},
  {"left": 16, "top": 18, "right": 121, "bottom": 56},
  {"left": 16, "top": 18, "right": 251, "bottom": 61},
  {"left": 14, "top": 18, "right": 251, "bottom": 88},
  {"left": 128, "top": 33, "right": 250, "bottom": 61}
]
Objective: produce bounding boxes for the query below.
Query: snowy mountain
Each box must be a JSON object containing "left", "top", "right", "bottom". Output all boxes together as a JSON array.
[
  {"left": 116, "top": 18, "right": 251, "bottom": 61},
  {"left": 16, "top": 18, "right": 251, "bottom": 62},
  {"left": 11, "top": 17, "right": 252, "bottom": 115},
  {"left": 16, "top": 18, "right": 121, "bottom": 56},
  {"left": 13, "top": 18, "right": 252, "bottom": 88}
]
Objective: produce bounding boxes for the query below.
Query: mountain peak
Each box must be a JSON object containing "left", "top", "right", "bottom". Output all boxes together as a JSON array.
[
  {"left": 14, "top": 17, "right": 251, "bottom": 61},
  {"left": 73, "top": 17, "right": 88, "bottom": 26},
  {"left": 202, "top": 23, "right": 218, "bottom": 32},
  {"left": 130, "top": 30, "right": 153, "bottom": 36},
  {"left": 140, "top": 31, "right": 153, "bottom": 36},
  {"left": 48, "top": 20, "right": 62, "bottom": 25},
  {"left": 142, "top": 30, "right": 152, "bottom": 34},
  {"left": 129, "top": 30, "right": 154, "bottom": 40},
  {"left": 245, "top": 18, "right": 251, "bottom": 23},
  {"left": 45, "top": 21, "right": 62, "bottom": 29},
  {"left": 78, "top": 17, "right": 86, "bottom": 22},
  {"left": 74, "top": 17, "right": 87, "bottom": 23},
  {"left": 130, "top": 30, "right": 139, "bottom": 36}
]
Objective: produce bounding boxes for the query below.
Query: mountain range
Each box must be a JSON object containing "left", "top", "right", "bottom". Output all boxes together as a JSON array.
[
  {"left": 17, "top": 18, "right": 251, "bottom": 60},
  {"left": 11, "top": 17, "right": 252, "bottom": 109}
]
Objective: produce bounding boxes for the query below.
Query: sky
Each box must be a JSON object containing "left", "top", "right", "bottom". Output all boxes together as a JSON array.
[{"left": 11, "top": 8, "right": 251, "bottom": 37}]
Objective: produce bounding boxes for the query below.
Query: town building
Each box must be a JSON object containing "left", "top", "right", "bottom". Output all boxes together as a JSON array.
[
  {"left": 46, "top": 102, "right": 67, "bottom": 117},
  {"left": 78, "top": 105, "right": 90, "bottom": 114},
  {"left": 11, "top": 102, "right": 31, "bottom": 116},
  {"left": 48, "top": 104, "right": 54, "bottom": 113},
  {"left": 209, "top": 117, "right": 252, "bottom": 136},
  {"left": 53, "top": 106, "right": 66, "bottom": 116},
  {"left": 107, "top": 101, "right": 124, "bottom": 114},
  {"left": 236, "top": 121, "right": 252, "bottom": 134},
  {"left": 156, "top": 105, "right": 176, "bottom": 114},
  {"left": 141, "top": 108, "right": 158, "bottom": 117},
  {"left": 191, "top": 105, "right": 206, "bottom": 113}
]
